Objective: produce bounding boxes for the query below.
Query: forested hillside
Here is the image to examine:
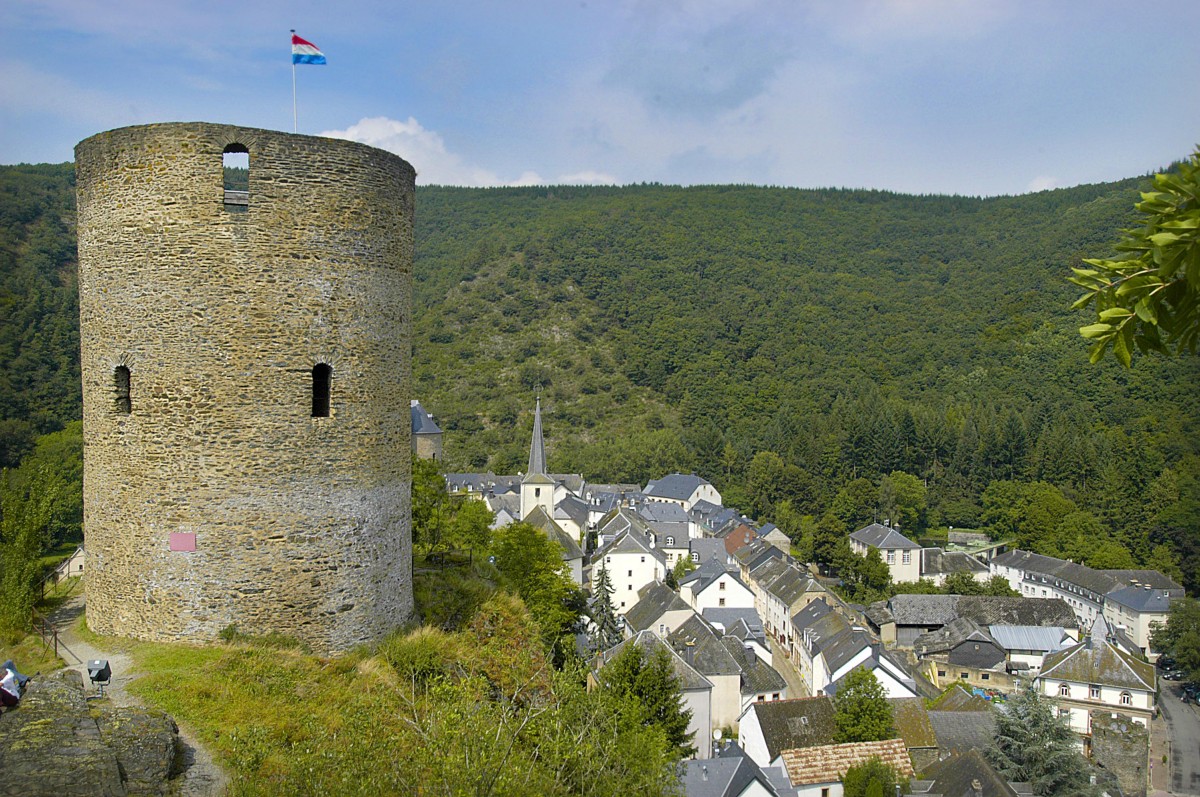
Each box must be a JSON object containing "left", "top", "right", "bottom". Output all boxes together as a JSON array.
[{"left": 2, "top": 165, "right": 1198, "bottom": 589}]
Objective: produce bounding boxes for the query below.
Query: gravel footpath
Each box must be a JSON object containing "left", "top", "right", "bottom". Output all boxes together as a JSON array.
[{"left": 51, "top": 596, "right": 230, "bottom": 797}]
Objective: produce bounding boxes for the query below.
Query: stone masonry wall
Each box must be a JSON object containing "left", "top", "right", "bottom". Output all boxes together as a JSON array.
[{"left": 75, "top": 123, "right": 415, "bottom": 653}]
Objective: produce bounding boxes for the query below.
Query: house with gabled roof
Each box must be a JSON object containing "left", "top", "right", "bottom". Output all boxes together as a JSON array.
[
  {"left": 738, "top": 696, "right": 839, "bottom": 768},
  {"left": 553, "top": 493, "right": 590, "bottom": 544},
  {"left": 919, "top": 547, "right": 989, "bottom": 587},
  {"left": 734, "top": 539, "right": 784, "bottom": 584},
  {"left": 990, "top": 549, "right": 1182, "bottom": 644},
  {"left": 866, "top": 594, "right": 1079, "bottom": 649},
  {"left": 523, "top": 505, "right": 584, "bottom": 585},
  {"left": 779, "top": 738, "right": 915, "bottom": 797},
  {"left": 907, "top": 749, "right": 1029, "bottom": 797},
  {"left": 645, "top": 473, "right": 722, "bottom": 512},
  {"left": 679, "top": 744, "right": 788, "bottom": 797},
  {"left": 625, "top": 581, "right": 697, "bottom": 640},
  {"left": 850, "top": 523, "right": 922, "bottom": 584},
  {"left": 705, "top": 607, "right": 771, "bottom": 664},
  {"left": 1102, "top": 584, "right": 1173, "bottom": 660},
  {"left": 682, "top": 556, "right": 756, "bottom": 612},
  {"left": 670, "top": 614, "right": 747, "bottom": 730},
  {"left": 1035, "top": 617, "right": 1157, "bottom": 737},
  {"left": 750, "top": 557, "right": 825, "bottom": 647},
  {"left": 592, "top": 629, "right": 714, "bottom": 758},
  {"left": 592, "top": 525, "right": 667, "bottom": 613},
  {"left": 723, "top": 636, "right": 788, "bottom": 711}
]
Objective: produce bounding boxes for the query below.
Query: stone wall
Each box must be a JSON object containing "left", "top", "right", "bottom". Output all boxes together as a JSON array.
[
  {"left": 1090, "top": 711, "right": 1149, "bottom": 797},
  {"left": 76, "top": 123, "right": 415, "bottom": 653}
]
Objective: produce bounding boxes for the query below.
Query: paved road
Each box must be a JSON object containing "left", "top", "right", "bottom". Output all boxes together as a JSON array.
[
  {"left": 1159, "top": 680, "right": 1200, "bottom": 796},
  {"left": 769, "top": 637, "right": 811, "bottom": 698}
]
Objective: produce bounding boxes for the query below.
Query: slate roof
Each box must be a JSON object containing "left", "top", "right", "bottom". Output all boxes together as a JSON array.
[
  {"left": 645, "top": 473, "right": 713, "bottom": 501},
  {"left": 625, "top": 582, "right": 695, "bottom": 633},
  {"left": 850, "top": 523, "right": 922, "bottom": 551},
  {"left": 554, "top": 494, "right": 590, "bottom": 527},
  {"left": 993, "top": 550, "right": 1183, "bottom": 600},
  {"left": 688, "top": 499, "right": 724, "bottom": 521},
  {"left": 690, "top": 538, "right": 730, "bottom": 567},
  {"left": 704, "top": 608, "right": 766, "bottom": 641},
  {"left": 1104, "top": 585, "right": 1173, "bottom": 613},
  {"left": 639, "top": 500, "right": 691, "bottom": 524},
  {"left": 928, "top": 710, "right": 997, "bottom": 755},
  {"left": 733, "top": 538, "right": 783, "bottom": 571},
  {"left": 679, "top": 745, "right": 782, "bottom": 797},
  {"left": 681, "top": 555, "right": 745, "bottom": 594},
  {"left": 803, "top": 612, "right": 852, "bottom": 655},
  {"left": 780, "top": 738, "right": 914, "bottom": 787},
  {"left": 745, "top": 697, "right": 838, "bottom": 761},
  {"left": 722, "top": 637, "right": 788, "bottom": 696},
  {"left": 820, "top": 628, "right": 874, "bottom": 674},
  {"left": 523, "top": 505, "right": 584, "bottom": 561},
  {"left": 913, "top": 617, "right": 997, "bottom": 657},
  {"left": 594, "top": 630, "right": 713, "bottom": 692},
  {"left": 593, "top": 516, "right": 666, "bottom": 565},
  {"left": 889, "top": 697, "right": 937, "bottom": 748},
  {"left": 886, "top": 595, "right": 1078, "bottom": 629},
  {"left": 792, "top": 598, "right": 833, "bottom": 635},
  {"left": 410, "top": 400, "right": 442, "bottom": 434},
  {"left": 863, "top": 600, "right": 895, "bottom": 629},
  {"left": 527, "top": 397, "right": 546, "bottom": 475},
  {"left": 753, "top": 558, "right": 820, "bottom": 607},
  {"left": 669, "top": 614, "right": 743, "bottom": 677},
  {"left": 921, "top": 548, "right": 989, "bottom": 577},
  {"left": 914, "top": 749, "right": 1016, "bottom": 797},
  {"left": 486, "top": 493, "right": 521, "bottom": 519},
  {"left": 1039, "top": 631, "right": 1156, "bottom": 691}
]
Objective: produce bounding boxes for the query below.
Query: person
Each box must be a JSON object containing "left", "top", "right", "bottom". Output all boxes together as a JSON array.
[{"left": 0, "top": 665, "right": 19, "bottom": 708}]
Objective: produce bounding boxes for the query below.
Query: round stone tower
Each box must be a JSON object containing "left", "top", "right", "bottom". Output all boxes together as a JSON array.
[{"left": 75, "top": 122, "right": 415, "bottom": 653}]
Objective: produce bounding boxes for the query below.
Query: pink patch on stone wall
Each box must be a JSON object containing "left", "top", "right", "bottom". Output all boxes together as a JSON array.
[{"left": 170, "top": 532, "right": 197, "bottom": 552}]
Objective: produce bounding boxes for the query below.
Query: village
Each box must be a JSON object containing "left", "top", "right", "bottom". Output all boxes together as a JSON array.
[{"left": 415, "top": 399, "right": 1189, "bottom": 797}]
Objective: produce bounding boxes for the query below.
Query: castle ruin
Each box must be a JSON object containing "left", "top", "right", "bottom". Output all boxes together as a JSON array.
[{"left": 75, "top": 122, "right": 415, "bottom": 653}]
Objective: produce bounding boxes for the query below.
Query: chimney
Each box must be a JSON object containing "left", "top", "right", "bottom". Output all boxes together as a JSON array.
[{"left": 971, "top": 779, "right": 983, "bottom": 797}]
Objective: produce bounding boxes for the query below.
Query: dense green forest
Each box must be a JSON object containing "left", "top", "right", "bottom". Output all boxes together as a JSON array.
[{"left": 2, "top": 163, "right": 1198, "bottom": 594}]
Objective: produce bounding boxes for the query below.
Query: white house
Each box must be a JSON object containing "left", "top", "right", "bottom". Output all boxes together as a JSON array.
[
  {"left": 1102, "top": 585, "right": 1172, "bottom": 661},
  {"left": 594, "top": 526, "right": 668, "bottom": 613},
  {"left": 644, "top": 473, "right": 723, "bottom": 512},
  {"left": 624, "top": 582, "right": 697, "bottom": 640},
  {"left": 1035, "top": 618, "right": 1157, "bottom": 737},
  {"left": 849, "top": 523, "right": 922, "bottom": 584},
  {"left": 681, "top": 556, "right": 756, "bottom": 612}
]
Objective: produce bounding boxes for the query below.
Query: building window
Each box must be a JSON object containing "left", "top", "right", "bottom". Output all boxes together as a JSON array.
[
  {"left": 627, "top": 585, "right": 631, "bottom": 592},
  {"left": 666, "top": 536, "right": 674, "bottom": 546},
  {"left": 1059, "top": 683, "right": 1070, "bottom": 697},
  {"left": 960, "top": 672, "right": 969, "bottom": 680},
  {"left": 1089, "top": 685, "right": 1101, "bottom": 699},
  {"left": 113, "top": 365, "right": 132, "bottom": 414},
  {"left": 719, "top": 581, "right": 726, "bottom": 591},
  {"left": 1120, "top": 691, "right": 1132, "bottom": 706},
  {"left": 691, "top": 552, "right": 700, "bottom": 562},
  {"left": 887, "top": 551, "right": 896, "bottom": 564},
  {"left": 1059, "top": 708, "right": 1070, "bottom": 719},
  {"left": 627, "top": 570, "right": 632, "bottom": 578},
  {"left": 311, "top": 363, "right": 332, "bottom": 417},
  {"left": 772, "top": 693, "right": 780, "bottom": 700},
  {"left": 938, "top": 670, "right": 947, "bottom": 677},
  {"left": 222, "top": 144, "right": 249, "bottom": 211},
  {"left": 902, "top": 551, "right": 911, "bottom": 565},
  {"left": 640, "top": 556, "right": 645, "bottom": 563},
  {"left": 757, "top": 695, "right": 765, "bottom": 702},
  {"left": 719, "top": 598, "right": 726, "bottom": 607},
  {"left": 981, "top": 673, "right": 990, "bottom": 681}
]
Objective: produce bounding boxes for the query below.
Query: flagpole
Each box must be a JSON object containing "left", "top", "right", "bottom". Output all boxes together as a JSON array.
[{"left": 291, "top": 29, "right": 298, "bottom": 133}]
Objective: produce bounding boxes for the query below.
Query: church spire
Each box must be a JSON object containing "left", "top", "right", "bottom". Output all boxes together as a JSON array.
[{"left": 528, "top": 396, "right": 546, "bottom": 476}]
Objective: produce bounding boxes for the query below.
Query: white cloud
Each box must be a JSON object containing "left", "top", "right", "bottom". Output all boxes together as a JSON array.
[
  {"left": 1027, "top": 175, "right": 1059, "bottom": 192},
  {"left": 322, "top": 116, "right": 619, "bottom": 187}
]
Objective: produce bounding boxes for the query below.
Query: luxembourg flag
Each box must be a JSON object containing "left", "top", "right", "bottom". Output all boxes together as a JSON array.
[{"left": 291, "top": 32, "right": 326, "bottom": 65}]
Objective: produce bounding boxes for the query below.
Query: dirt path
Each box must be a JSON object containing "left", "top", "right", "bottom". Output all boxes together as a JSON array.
[{"left": 51, "top": 596, "right": 229, "bottom": 797}]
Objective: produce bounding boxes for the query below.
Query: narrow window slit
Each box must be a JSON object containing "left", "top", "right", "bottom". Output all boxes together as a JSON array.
[
  {"left": 114, "top": 365, "right": 132, "bottom": 414},
  {"left": 223, "top": 145, "right": 249, "bottom": 211},
  {"left": 312, "top": 363, "right": 332, "bottom": 417}
]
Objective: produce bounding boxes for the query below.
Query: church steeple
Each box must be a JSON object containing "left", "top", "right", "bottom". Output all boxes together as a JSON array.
[{"left": 527, "top": 396, "right": 546, "bottom": 476}]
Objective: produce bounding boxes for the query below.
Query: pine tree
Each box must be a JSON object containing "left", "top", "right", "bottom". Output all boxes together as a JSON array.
[
  {"left": 988, "top": 686, "right": 1099, "bottom": 797},
  {"left": 599, "top": 642, "right": 696, "bottom": 758},
  {"left": 589, "top": 564, "right": 623, "bottom": 651}
]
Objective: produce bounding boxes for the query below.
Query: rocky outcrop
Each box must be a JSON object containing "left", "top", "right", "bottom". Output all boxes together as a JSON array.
[{"left": 0, "top": 669, "right": 180, "bottom": 796}]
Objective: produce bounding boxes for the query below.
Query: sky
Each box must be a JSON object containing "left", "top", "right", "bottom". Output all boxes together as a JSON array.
[{"left": 2, "top": 0, "right": 1198, "bottom": 196}]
